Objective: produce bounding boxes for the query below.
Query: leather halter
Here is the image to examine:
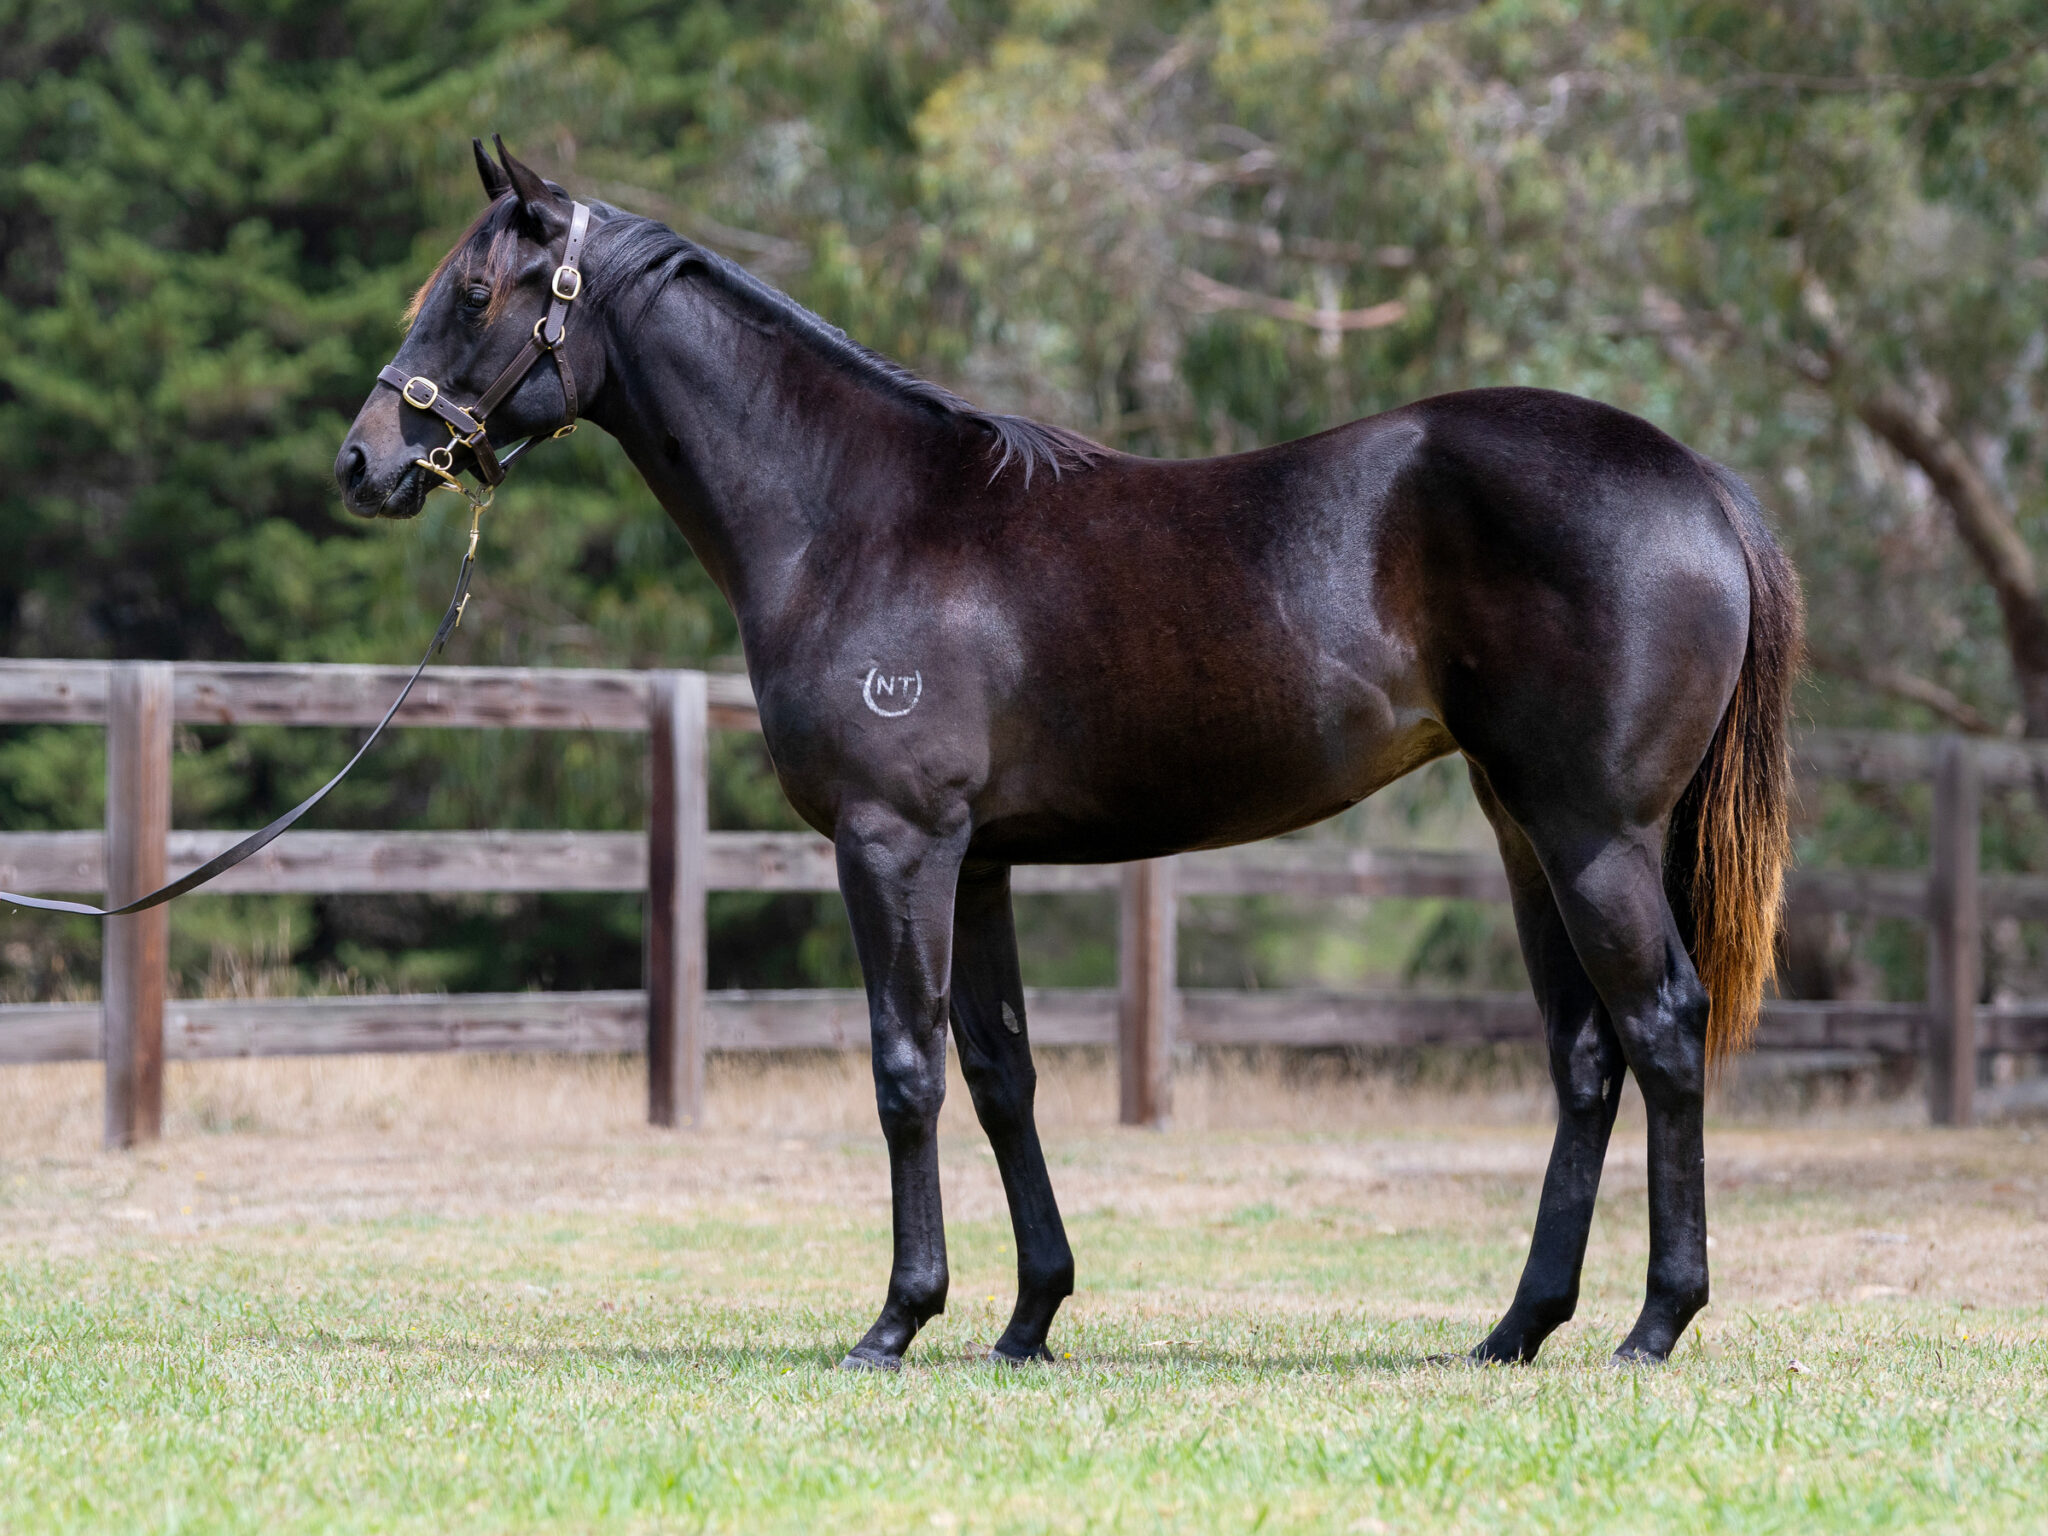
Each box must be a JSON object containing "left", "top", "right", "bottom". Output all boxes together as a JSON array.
[
  {"left": 377, "top": 200, "right": 593, "bottom": 499},
  {"left": 0, "top": 203, "right": 598, "bottom": 922}
]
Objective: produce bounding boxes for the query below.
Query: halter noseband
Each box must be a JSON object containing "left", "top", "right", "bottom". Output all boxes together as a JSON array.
[{"left": 376, "top": 199, "right": 593, "bottom": 506}]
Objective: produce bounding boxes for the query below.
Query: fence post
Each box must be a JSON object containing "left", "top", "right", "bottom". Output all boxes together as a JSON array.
[
  {"left": 1119, "top": 857, "right": 1176, "bottom": 1127},
  {"left": 1927, "top": 733, "right": 1980, "bottom": 1127},
  {"left": 103, "top": 661, "right": 172, "bottom": 1149},
  {"left": 647, "top": 670, "right": 709, "bottom": 1127}
]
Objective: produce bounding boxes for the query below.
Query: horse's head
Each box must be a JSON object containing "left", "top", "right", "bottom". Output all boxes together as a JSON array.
[{"left": 335, "top": 138, "right": 597, "bottom": 519}]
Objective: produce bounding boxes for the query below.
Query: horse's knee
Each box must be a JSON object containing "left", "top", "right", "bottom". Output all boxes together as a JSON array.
[
  {"left": 873, "top": 1035, "right": 946, "bottom": 1140},
  {"left": 961, "top": 1053, "right": 1036, "bottom": 1141},
  {"left": 1553, "top": 1062, "right": 1619, "bottom": 1121},
  {"left": 1548, "top": 1017, "right": 1624, "bottom": 1119}
]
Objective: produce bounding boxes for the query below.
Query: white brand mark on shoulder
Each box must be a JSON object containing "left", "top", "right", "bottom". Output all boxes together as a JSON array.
[{"left": 861, "top": 666, "right": 923, "bottom": 718}]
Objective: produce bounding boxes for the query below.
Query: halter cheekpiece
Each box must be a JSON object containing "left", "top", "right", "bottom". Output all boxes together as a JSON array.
[{"left": 377, "top": 199, "right": 593, "bottom": 505}]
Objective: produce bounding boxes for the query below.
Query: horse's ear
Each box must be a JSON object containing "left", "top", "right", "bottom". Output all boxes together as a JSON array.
[
  {"left": 493, "top": 135, "right": 566, "bottom": 237},
  {"left": 473, "top": 137, "right": 510, "bottom": 201}
]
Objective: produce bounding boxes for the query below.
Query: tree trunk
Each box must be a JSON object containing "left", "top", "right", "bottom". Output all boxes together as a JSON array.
[{"left": 1857, "top": 386, "right": 2048, "bottom": 737}]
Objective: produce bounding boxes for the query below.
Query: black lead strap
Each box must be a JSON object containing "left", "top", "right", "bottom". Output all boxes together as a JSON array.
[{"left": 0, "top": 529, "right": 482, "bottom": 919}]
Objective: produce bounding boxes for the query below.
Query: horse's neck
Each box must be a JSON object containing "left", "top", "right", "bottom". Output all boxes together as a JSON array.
[{"left": 588, "top": 275, "right": 959, "bottom": 635}]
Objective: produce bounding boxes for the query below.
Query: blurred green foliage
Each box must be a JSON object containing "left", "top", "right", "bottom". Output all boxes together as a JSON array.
[{"left": 5, "top": 0, "right": 2048, "bottom": 1005}]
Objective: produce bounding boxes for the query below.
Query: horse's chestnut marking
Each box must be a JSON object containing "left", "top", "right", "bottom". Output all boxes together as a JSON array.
[
  {"left": 1000, "top": 1001, "right": 1022, "bottom": 1035},
  {"left": 861, "top": 666, "right": 922, "bottom": 718}
]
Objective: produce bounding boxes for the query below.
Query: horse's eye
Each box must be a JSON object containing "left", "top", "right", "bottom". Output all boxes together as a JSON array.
[{"left": 460, "top": 284, "right": 491, "bottom": 313}]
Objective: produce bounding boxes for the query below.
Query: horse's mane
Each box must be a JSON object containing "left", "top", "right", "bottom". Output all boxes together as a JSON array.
[{"left": 581, "top": 206, "right": 1107, "bottom": 487}]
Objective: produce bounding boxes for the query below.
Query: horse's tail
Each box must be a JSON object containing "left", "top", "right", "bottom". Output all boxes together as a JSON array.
[{"left": 1670, "top": 457, "right": 1804, "bottom": 1074}]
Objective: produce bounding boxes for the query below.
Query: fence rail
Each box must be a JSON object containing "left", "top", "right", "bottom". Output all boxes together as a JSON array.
[
  {"left": 0, "top": 658, "right": 2037, "bottom": 1141},
  {"left": 11, "top": 991, "right": 2043, "bottom": 1066},
  {"left": 12, "top": 827, "right": 2048, "bottom": 914}
]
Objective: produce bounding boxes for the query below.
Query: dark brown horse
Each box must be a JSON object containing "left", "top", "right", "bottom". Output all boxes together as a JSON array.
[{"left": 338, "top": 141, "right": 1801, "bottom": 1369}]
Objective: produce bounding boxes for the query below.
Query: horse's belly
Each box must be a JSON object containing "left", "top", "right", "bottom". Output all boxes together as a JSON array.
[{"left": 973, "top": 697, "right": 1453, "bottom": 865}]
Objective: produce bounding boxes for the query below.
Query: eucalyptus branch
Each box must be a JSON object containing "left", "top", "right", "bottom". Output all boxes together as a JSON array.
[
  {"left": 1175, "top": 268, "right": 1406, "bottom": 331},
  {"left": 1178, "top": 214, "right": 1414, "bottom": 269},
  {"left": 1687, "top": 37, "right": 2045, "bottom": 97},
  {"left": 1809, "top": 649, "right": 2005, "bottom": 736}
]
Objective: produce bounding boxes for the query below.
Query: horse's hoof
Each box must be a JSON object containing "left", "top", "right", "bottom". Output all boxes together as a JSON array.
[
  {"left": 1609, "top": 1345, "right": 1669, "bottom": 1367},
  {"left": 838, "top": 1347, "right": 903, "bottom": 1372},
  {"left": 988, "top": 1344, "right": 1054, "bottom": 1367}
]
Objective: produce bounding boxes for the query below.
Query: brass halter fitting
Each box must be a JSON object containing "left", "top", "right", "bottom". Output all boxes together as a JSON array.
[
  {"left": 414, "top": 426, "right": 495, "bottom": 512},
  {"left": 453, "top": 498, "right": 485, "bottom": 629}
]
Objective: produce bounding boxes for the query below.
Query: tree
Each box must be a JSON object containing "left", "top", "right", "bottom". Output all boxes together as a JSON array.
[{"left": 9, "top": 0, "right": 2048, "bottom": 1008}]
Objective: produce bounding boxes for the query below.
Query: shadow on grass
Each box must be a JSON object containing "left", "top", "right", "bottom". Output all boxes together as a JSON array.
[{"left": 260, "top": 1327, "right": 1465, "bottom": 1376}]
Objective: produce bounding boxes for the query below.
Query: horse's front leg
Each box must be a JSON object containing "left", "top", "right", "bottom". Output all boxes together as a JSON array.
[
  {"left": 835, "top": 801, "right": 971, "bottom": 1371},
  {"left": 950, "top": 861, "right": 1074, "bottom": 1362}
]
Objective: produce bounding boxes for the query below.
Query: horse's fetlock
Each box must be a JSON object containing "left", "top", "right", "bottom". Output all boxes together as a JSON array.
[
  {"left": 1523, "top": 1288, "right": 1578, "bottom": 1331},
  {"left": 896, "top": 1266, "right": 948, "bottom": 1322},
  {"left": 1648, "top": 1260, "right": 1709, "bottom": 1323},
  {"left": 1019, "top": 1253, "right": 1075, "bottom": 1300}
]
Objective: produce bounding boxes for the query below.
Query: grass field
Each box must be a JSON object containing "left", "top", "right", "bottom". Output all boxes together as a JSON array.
[{"left": 1, "top": 1051, "right": 2045, "bottom": 1535}]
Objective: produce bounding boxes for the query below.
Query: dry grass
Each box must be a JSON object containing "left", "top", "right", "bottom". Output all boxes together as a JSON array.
[
  {"left": 0, "top": 1046, "right": 1571, "bottom": 1158},
  {"left": 1, "top": 1050, "right": 2041, "bottom": 1307}
]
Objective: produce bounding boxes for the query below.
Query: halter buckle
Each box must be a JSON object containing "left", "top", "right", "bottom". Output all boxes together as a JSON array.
[
  {"left": 401, "top": 376, "right": 440, "bottom": 410},
  {"left": 551, "top": 422, "right": 578, "bottom": 440},
  {"left": 551, "top": 266, "right": 582, "bottom": 302}
]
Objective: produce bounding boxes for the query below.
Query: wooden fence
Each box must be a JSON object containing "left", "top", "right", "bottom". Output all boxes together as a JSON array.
[{"left": 1, "top": 659, "right": 2044, "bottom": 1145}]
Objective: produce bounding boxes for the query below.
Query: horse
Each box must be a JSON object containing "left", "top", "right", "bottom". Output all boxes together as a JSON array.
[{"left": 337, "top": 139, "right": 1801, "bottom": 1370}]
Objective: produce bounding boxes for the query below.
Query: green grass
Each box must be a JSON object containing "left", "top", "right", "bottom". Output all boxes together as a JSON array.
[{"left": 1, "top": 1071, "right": 2045, "bottom": 1533}]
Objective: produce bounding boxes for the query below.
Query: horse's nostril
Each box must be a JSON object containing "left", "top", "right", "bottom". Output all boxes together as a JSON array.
[{"left": 337, "top": 443, "right": 368, "bottom": 495}]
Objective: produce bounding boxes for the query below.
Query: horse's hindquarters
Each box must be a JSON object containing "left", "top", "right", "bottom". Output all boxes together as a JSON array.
[{"left": 1397, "top": 391, "right": 1754, "bottom": 835}]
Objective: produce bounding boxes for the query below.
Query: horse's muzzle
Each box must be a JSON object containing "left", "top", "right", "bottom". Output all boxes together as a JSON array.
[{"left": 335, "top": 441, "right": 429, "bottom": 521}]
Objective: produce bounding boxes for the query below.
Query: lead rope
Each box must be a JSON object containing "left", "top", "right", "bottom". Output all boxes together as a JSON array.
[{"left": 0, "top": 494, "right": 490, "bottom": 918}]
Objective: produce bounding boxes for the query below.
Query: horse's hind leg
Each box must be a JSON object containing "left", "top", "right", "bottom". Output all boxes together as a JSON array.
[
  {"left": 1468, "top": 766, "right": 1627, "bottom": 1364},
  {"left": 949, "top": 862, "right": 1074, "bottom": 1362},
  {"left": 1527, "top": 818, "right": 1713, "bottom": 1362}
]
